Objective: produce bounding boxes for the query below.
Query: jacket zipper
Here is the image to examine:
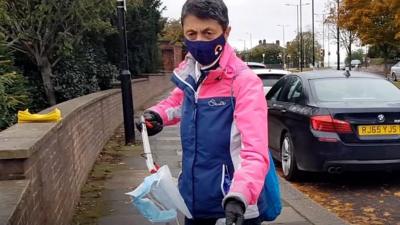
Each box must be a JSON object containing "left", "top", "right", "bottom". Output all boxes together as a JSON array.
[
  {"left": 191, "top": 75, "right": 205, "bottom": 215},
  {"left": 173, "top": 67, "right": 208, "bottom": 216}
]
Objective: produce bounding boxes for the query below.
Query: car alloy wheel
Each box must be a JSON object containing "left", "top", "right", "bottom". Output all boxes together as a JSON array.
[
  {"left": 281, "top": 133, "right": 300, "bottom": 180},
  {"left": 281, "top": 137, "right": 292, "bottom": 176}
]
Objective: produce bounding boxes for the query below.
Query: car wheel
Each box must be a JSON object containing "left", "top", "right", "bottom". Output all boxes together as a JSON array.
[
  {"left": 281, "top": 133, "right": 300, "bottom": 181},
  {"left": 393, "top": 73, "right": 398, "bottom": 81}
]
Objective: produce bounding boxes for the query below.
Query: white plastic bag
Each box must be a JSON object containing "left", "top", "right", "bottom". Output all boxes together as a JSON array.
[
  {"left": 152, "top": 165, "right": 192, "bottom": 219},
  {"left": 126, "top": 165, "right": 192, "bottom": 222},
  {"left": 128, "top": 116, "right": 192, "bottom": 222}
]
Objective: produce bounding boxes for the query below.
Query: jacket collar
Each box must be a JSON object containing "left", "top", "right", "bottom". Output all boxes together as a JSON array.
[{"left": 204, "top": 43, "right": 237, "bottom": 83}]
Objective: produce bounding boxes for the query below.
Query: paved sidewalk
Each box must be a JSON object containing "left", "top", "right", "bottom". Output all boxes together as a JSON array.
[
  {"left": 97, "top": 123, "right": 348, "bottom": 225},
  {"left": 95, "top": 91, "right": 348, "bottom": 225}
]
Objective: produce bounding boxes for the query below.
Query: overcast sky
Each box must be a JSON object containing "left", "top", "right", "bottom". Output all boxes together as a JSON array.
[{"left": 161, "top": 0, "right": 348, "bottom": 64}]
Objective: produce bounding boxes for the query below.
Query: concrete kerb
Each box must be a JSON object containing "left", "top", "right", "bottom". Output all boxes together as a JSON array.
[{"left": 279, "top": 177, "right": 349, "bottom": 225}]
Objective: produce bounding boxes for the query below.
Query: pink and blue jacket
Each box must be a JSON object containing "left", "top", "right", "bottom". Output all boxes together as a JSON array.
[{"left": 150, "top": 43, "right": 270, "bottom": 219}]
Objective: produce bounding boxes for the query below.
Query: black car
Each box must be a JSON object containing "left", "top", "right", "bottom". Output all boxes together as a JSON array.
[{"left": 266, "top": 70, "right": 400, "bottom": 180}]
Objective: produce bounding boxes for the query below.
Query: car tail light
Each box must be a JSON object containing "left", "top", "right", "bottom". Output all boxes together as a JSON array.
[{"left": 311, "top": 115, "right": 352, "bottom": 134}]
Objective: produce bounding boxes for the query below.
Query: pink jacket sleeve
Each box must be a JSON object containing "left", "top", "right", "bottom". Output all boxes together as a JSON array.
[
  {"left": 149, "top": 87, "right": 184, "bottom": 126},
  {"left": 226, "top": 70, "right": 270, "bottom": 207}
]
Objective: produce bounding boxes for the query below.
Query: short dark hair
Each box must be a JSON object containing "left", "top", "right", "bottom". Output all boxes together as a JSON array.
[{"left": 181, "top": 0, "right": 229, "bottom": 31}]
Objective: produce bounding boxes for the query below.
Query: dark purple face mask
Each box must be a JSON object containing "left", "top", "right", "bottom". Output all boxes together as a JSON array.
[{"left": 184, "top": 34, "right": 226, "bottom": 66}]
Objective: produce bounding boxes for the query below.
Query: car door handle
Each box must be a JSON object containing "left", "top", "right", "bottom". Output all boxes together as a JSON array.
[{"left": 280, "top": 109, "right": 287, "bottom": 113}]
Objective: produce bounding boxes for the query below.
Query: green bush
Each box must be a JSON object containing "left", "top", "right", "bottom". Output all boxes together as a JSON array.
[
  {"left": 105, "top": 0, "right": 164, "bottom": 76},
  {"left": 53, "top": 44, "right": 118, "bottom": 102},
  {"left": 0, "top": 61, "right": 31, "bottom": 130},
  {"left": 1, "top": 36, "right": 30, "bottom": 130},
  {"left": 369, "top": 58, "right": 385, "bottom": 65}
]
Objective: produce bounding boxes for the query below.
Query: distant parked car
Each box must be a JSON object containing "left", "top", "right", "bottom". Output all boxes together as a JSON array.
[
  {"left": 252, "top": 69, "right": 290, "bottom": 94},
  {"left": 391, "top": 61, "right": 400, "bottom": 81},
  {"left": 351, "top": 59, "right": 362, "bottom": 68},
  {"left": 246, "top": 62, "right": 267, "bottom": 69},
  {"left": 266, "top": 70, "right": 400, "bottom": 180}
]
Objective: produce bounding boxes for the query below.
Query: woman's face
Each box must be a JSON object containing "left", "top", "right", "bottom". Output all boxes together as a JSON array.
[{"left": 183, "top": 15, "right": 230, "bottom": 41}]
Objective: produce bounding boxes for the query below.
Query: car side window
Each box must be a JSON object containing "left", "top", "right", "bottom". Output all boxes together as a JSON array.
[
  {"left": 266, "top": 77, "right": 286, "bottom": 101},
  {"left": 280, "top": 77, "right": 305, "bottom": 104}
]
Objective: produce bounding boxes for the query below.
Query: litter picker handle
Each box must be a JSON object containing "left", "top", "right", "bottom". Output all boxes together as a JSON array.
[{"left": 140, "top": 116, "right": 159, "bottom": 173}]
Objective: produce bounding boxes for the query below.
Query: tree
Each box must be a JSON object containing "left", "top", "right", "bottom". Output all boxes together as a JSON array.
[
  {"left": 396, "top": 1, "right": 400, "bottom": 39},
  {"left": 286, "top": 32, "right": 322, "bottom": 68},
  {"left": 338, "top": 0, "right": 400, "bottom": 71},
  {"left": 345, "top": 49, "right": 365, "bottom": 65},
  {"left": 125, "top": 0, "right": 164, "bottom": 75},
  {"left": 242, "top": 40, "right": 284, "bottom": 65},
  {"left": 286, "top": 41, "right": 300, "bottom": 68},
  {"left": 160, "top": 19, "right": 184, "bottom": 46},
  {"left": 53, "top": 44, "right": 118, "bottom": 102},
  {"left": 0, "top": 0, "right": 115, "bottom": 105},
  {"left": 0, "top": 34, "right": 30, "bottom": 130},
  {"left": 326, "top": 2, "right": 359, "bottom": 67}
]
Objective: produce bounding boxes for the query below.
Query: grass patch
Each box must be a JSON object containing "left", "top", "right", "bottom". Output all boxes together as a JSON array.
[
  {"left": 394, "top": 82, "right": 400, "bottom": 88},
  {"left": 70, "top": 127, "right": 140, "bottom": 225}
]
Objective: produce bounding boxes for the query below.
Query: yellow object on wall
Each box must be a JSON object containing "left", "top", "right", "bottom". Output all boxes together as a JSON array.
[{"left": 18, "top": 108, "right": 62, "bottom": 123}]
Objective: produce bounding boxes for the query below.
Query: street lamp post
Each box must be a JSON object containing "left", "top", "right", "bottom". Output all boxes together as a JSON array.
[
  {"left": 246, "top": 32, "right": 253, "bottom": 50},
  {"left": 312, "top": 0, "right": 315, "bottom": 68},
  {"left": 327, "top": 23, "right": 331, "bottom": 68},
  {"left": 285, "top": 2, "right": 310, "bottom": 71},
  {"left": 300, "top": 0, "right": 303, "bottom": 71},
  {"left": 277, "top": 24, "right": 289, "bottom": 69},
  {"left": 315, "top": 13, "right": 327, "bottom": 67},
  {"left": 299, "top": 1, "right": 310, "bottom": 71},
  {"left": 285, "top": 4, "right": 300, "bottom": 70},
  {"left": 238, "top": 39, "right": 247, "bottom": 51},
  {"left": 117, "top": 0, "right": 135, "bottom": 145},
  {"left": 337, "top": 0, "right": 340, "bottom": 71},
  {"left": 238, "top": 39, "right": 247, "bottom": 61}
]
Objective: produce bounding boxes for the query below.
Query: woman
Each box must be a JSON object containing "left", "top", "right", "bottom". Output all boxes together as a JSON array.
[{"left": 138, "top": 0, "right": 269, "bottom": 224}]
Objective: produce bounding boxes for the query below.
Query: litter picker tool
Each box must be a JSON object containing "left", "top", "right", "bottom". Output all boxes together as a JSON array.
[
  {"left": 126, "top": 116, "right": 192, "bottom": 224},
  {"left": 140, "top": 116, "right": 160, "bottom": 173}
]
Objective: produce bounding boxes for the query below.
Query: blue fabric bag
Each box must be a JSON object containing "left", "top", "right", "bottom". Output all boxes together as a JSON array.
[
  {"left": 257, "top": 152, "right": 282, "bottom": 221},
  {"left": 230, "top": 72, "right": 282, "bottom": 221}
]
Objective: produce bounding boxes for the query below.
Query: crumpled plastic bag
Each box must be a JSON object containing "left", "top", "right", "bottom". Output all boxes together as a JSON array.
[
  {"left": 126, "top": 165, "right": 192, "bottom": 223},
  {"left": 18, "top": 108, "right": 62, "bottom": 123}
]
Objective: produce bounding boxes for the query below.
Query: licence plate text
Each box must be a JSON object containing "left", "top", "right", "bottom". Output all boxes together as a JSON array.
[{"left": 358, "top": 125, "right": 400, "bottom": 136}]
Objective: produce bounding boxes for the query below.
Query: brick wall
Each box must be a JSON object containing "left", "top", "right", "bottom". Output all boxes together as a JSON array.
[
  {"left": 0, "top": 74, "right": 173, "bottom": 225},
  {"left": 159, "top": 41, "right": 183, "bottom": 72}
]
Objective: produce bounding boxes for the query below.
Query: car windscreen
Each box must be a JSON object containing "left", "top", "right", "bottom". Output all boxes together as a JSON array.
[
  {"left": 258, "top": 74, "right": 284, "bottom": 86},
  {"left": 249, "top": 65, "right": 267, "bottom": 69},
  {"left": 310, "top": 78, "right": 400, "bottom": 102}
]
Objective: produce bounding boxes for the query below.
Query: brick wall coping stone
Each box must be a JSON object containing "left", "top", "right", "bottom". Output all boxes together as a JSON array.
[
  {"left": 0, "top": 89, "right": 121, "bottom": 160},
  {"left": 0, "top": 78, "right": 153, "bottom": 160}
]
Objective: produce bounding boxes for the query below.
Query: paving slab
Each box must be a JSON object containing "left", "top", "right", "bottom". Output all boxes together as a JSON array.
[{"left": 0, "top": 180, "right": 29, "bottom": 225}]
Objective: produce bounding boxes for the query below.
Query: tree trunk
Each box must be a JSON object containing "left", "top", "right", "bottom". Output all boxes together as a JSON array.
[
  {"left": 349, "top": 40, "right": 352, "bottom": 71},
  {"left": 38, "top": 56, "right": 57, "bottom": 106},
  {"left": 382, "top": 45, "right": 390, "bottom": 76}
]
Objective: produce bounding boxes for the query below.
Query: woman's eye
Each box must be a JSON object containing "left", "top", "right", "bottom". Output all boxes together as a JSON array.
[{"left": 187, "top": 33, "right": 196, "bottom": 39}]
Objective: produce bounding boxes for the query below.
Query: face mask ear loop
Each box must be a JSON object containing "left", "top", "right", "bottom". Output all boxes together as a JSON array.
[{"left": 201, "top": 53, "right": 223, "bottom": 70}]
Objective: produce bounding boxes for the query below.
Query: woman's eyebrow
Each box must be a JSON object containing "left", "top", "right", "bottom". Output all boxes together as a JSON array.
[
  {"left": 185, "top": 28, "right": 197, "bottom": 33},
  {"left": 201, "top": 27, "right": 214, "bottom": 32}
]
